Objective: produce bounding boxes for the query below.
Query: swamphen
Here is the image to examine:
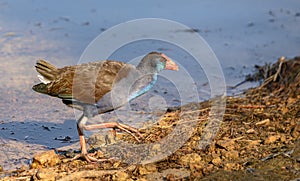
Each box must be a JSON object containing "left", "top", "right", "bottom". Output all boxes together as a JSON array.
[{"left": 32, "top": 52, "right": 178, "bottom": 162}]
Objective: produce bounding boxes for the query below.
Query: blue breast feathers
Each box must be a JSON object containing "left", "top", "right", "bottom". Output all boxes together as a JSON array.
[{"left": 128, "top": 74, "right": 158, "bottom": 101}]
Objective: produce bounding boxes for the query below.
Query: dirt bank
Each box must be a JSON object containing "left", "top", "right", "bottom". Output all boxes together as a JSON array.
[{"left": 2, "top": 56, "right": 300, "bottom": 180}]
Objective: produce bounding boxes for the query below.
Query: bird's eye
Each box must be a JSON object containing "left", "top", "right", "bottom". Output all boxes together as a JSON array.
[{"left": 159, "top": 58, "right": 166, "bottom": 63}]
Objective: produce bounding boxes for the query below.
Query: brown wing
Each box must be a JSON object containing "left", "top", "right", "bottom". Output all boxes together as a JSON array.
[{"left": 41, "top": 60, "right": 126, "bottom": 104}]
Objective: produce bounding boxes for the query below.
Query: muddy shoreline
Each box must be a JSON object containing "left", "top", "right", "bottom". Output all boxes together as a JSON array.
[{"left": 1, "top": 56, "right": 299, "bottom": 180}]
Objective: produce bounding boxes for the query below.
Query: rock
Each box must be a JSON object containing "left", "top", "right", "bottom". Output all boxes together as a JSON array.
[
  {"left": 35, "top": 168, "right": 56, "bottom": 181},
  {"left": 224, "top": 163, "right": 241, "bottom": 171},
  {"left": 246, "top": 128, "right": 255, "bottom": 134},
  {"left": 216, "top": 139, "right": 236, "bottom": 150},
  {"left": 31, "top": 150, "right": 61, "bottom": 168},
  {"left": 211, "top": 156, "right": 222, "bottom": 166},
  {"left": 255, "top": 119, "right": 270, "bottom": 126},
  {"left": 112, "top": 171, "right": 129, "bottom": 181},
  {"left": 264, "top": 135, "right": 280, "bottom": 144},
  {"left": 223, "top": 150, "right": 239, "bottom": 160},
  {"left": 179, "top": 153, "right": 202, "bottom": 166},
  {"left": 247, "top": 22, "right": 255, "bottom": 27},
  {"left": 139, "top": 164, "right": 157, "bottom": 175}
]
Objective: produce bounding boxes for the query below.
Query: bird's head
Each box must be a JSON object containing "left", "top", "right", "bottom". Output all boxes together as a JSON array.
[{"left": 137, "top": 52, "right": 179, "bottom": 73}]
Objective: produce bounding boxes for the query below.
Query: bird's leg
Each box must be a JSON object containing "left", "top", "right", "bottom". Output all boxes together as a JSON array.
[
  {"left": 73, "top": 115, "right": 110, "bottom": 162},
  {"left": 73, "top": 115, "right": 142, "bottom": 162},
  {"left": 83, "top": 122, "right": 143, "bottom": 142}
]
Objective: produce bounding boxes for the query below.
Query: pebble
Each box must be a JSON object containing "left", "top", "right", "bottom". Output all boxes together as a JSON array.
[
  {"left": 139, "top": 164, "right": 157, "bottom": 175},
  {"left": 35, "top": 168, "right": 56, "bottom": 180},
  {"left": 255, "top": 119, "right": 270, "bottom": 126},
  {"left": 224, "top": 163, "right": 241, "bottom": 171},
  {"left": 179, "top": 153, "right": 202, "bottom": 166},
  {"left": 247, "top": 22, "right": 255, "bottom": 27},
  {"left": 31, "top": 150, "right": 61, "bottom": 168},
  {"left": 246, "top": 128, "right": 255, "bottom": 134},
  {"left": 264, "top": 135, "right": 280, "bottom": 144},
  {"left": 223, "top": 150, "right": 239, "bottom": 160},
  {"left": 216, "top": 139, "right": 236, "bottom": 150},
  {"left": 211, "top": 156, "right": 222, "bottom": 166},
  {"left": 112, "top": 171, "right": 129, "bottom": 181}
]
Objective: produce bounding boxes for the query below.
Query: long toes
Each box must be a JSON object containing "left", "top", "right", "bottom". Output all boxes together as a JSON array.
[
  {"left": 119, "top": 127, "right": 143, "bottom": 142},
  {"left": 70, "top": 152, "right": 96, "bottom": 162},
  {"left": 129, "top": 132, "right": 141, "bottom": 142},
  {"left": 84, "top": 154, "right": 98, "bottom": 162},
  {"left": 116, "top": 123, "right": 143, "bottom": 141},
  {"left": 85, "top": 154, "right": 117, "bottom": 162},
  {"left": 129, "top": 129, "right": 143, "bottom": 142},
  {"left": 70, "top": 154, "right": 82, "bottom": 161},
  {"left": 79, "top": 152, "right": 117, "bottom": 163}
]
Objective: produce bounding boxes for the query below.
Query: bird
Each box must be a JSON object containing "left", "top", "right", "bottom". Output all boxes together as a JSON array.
[{"left": 32, "top": 52, "right": 179, "bottom": 162}]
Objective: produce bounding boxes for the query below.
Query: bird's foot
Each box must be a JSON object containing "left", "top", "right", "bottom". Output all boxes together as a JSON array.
[
  {"left": 113, "top": 122, "right": 143, "bottom": 142},
  {"left": 72, "top": 151, "right": 116, "bottom": 163}
]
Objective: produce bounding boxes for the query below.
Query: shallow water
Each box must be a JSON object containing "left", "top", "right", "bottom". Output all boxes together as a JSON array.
[{"left": 0, "top": 0, "right": 300, "bottom": 170}]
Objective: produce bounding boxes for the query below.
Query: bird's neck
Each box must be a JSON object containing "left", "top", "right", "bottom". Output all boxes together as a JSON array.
[{"left": 128, "top": 73, "right": 158, "bottom": 101}]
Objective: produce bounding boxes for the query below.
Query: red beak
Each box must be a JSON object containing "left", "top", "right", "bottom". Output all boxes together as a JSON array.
[{"left": 162, "top": 54, "right": 179, "bottom": 71}]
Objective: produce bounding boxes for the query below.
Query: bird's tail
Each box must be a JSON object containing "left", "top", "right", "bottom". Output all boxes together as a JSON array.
[
  {"left": 33, "top": 60, "right": 58, "bottom": 94},
  {"left": 35, "top": 60, "right": 58, "bottom": 82}
]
